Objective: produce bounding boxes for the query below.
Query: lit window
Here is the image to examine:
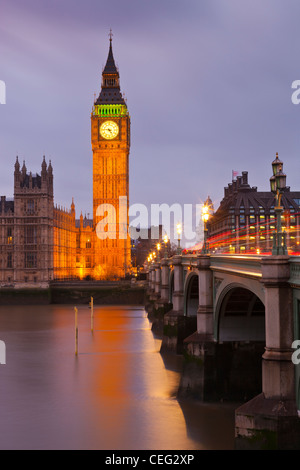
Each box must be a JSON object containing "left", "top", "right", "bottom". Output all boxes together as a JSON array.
[{"left": 7, "top": 227, "right": 13, "bottom": 244}]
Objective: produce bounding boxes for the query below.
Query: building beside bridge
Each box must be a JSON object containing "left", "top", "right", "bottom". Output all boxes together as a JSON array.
[{"left": 208, "top": 159, "right": 300, "bottom": 254}]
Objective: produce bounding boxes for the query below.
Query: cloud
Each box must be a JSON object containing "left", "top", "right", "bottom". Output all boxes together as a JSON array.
[{"left": 1, "top": 0, "right": 300, "bottom": 228}]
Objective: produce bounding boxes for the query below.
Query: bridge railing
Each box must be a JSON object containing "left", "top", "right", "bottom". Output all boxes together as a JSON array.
[
  {"left": 209, "top": 254, "right": 263, "bottom": 278},
  {"left": 289, "top": 256, "right": 300, "bottom": 286},
  {"left": 159, "top": 252, "right": 300, "bottom": 289}
]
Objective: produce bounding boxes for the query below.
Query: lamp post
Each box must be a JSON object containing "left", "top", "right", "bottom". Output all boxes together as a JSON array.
[
  {"left": 156, "top": 242, "right": 161, "bottom": 261},
  {"left": 201, "top": 204, "right": 210, "bottom": 254},
  {"left": 270, "top": 153, "right": 287, "bottom": 255},
  {"left": 176, "top": 223, "right": 182, "bottom": 254},
  {"left": 163, "top": 234, "right": 169, "bottom": 258}
]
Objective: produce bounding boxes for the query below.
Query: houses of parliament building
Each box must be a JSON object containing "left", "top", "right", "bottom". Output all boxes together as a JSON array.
[{"left": 0, "top": 36, "right": 131, "bottom": 287}]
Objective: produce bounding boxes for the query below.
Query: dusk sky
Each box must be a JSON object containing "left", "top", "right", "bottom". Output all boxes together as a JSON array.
[{"left": 1, "top": 0, "right": 300, "bottom": 245}]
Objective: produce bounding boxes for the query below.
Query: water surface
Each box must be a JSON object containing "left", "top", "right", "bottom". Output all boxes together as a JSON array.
[{"left": 0, "top": 305, "right": 236, "bottom": 450}]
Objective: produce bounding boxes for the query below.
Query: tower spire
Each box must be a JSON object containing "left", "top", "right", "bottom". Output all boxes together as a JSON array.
[
  {"left": 103, "top": 31, "right": 118, "bottom": 75},
  {"left": 95, "top": 32, "right": 125, "bottom": 105}
]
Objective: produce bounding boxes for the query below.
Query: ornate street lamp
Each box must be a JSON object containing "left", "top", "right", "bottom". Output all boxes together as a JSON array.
[
  {"left": 176, "top": 223, "right": 182, "bottom": 254},
  {"left": 156, "top": 242, "right": 161, "bottom": 261},
  {"left": 270, "top": 153, "right": 287, "bottom": 255},
  {"left": 163, "top": 234, "right": 169, "bottom": 258},
  {"left": 201, "top": 204, "right": 210, "bottom": 254}
]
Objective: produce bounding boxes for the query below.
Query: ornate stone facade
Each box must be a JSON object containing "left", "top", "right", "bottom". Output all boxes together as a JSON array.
[
  {"left": 0, "top": 39, "right": 131, "bottom": 287},
  {"left": 91, "top": 36, "right": 131, "bottom": 279}
]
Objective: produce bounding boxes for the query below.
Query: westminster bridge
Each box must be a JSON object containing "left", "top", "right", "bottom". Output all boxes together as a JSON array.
[{"left": 146, "top": 253, "right": 300, "bottom": 449}]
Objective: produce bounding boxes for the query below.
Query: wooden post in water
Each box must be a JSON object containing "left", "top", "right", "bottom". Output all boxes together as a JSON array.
[
  {"left": 91, "top": 296, "right": 94, "bottom": 333},
  {"left": 74, "top": 306, "right": 78, "bottom": 355}
]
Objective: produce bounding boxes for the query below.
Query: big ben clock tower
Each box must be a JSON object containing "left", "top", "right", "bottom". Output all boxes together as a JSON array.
[{"left": 91, "top": 33, "right": 131, "bottom": 279}]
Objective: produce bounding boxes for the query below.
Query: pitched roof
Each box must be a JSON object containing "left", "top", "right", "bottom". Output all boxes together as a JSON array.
[
  {"left": 103, "top": 40, "right": 118, "bottom": 75},
  {"left": 95, "top": 38, "right": 126, "bottom": 106}
]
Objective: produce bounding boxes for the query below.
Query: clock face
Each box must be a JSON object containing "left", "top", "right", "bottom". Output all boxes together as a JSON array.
[{"left": 100, "top": 120, "right": 119, "bottom": 140}]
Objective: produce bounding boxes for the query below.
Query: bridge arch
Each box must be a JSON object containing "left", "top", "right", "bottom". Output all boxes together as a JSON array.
[
  {"left": 184, "top": 271, "right": 199, "bottom": 317},
  {"left": 213, "top": 283, "right": 266, "bottom": 400},
  {"left": 215, "top": 283, "right": 265, "bottom": 342}
]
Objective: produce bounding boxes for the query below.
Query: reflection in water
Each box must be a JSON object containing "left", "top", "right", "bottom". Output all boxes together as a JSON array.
[{"left": 0, "top": 305, "right": 235, "bottom": 449}]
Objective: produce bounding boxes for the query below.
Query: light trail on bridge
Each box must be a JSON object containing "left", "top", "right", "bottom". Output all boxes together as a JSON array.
[{"left": 183, "top": 212, "right": 300, "bottom": 256}]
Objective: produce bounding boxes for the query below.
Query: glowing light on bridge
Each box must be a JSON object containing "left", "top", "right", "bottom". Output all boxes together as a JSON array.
[{"left": 183, "top": 213, "right": 300, "bottom": 256}]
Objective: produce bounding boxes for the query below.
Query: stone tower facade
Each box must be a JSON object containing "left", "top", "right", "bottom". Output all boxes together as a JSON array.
[
  {"left": 0, "top": 36, "right": 132, "bottom": 287},
  {"left": 7, "top": 156, "right": 54, "bottom": 287},
  {"left": 91, "top": 36, "right": 131, "bottom": 279}
]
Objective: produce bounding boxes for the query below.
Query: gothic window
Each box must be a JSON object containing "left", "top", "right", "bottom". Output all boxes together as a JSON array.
[
  {"left": 27, "top": 199, "right": 34, "bottom": 214},
  {"left": 7, "top": 227, "right": 12, "bottom": 244},
  {"left": 25, "top": 252, "right": 37, "bottom": 268},
  {"left": 25, "top": 226, "right": 37, "bottom": 245},
  {"left": 7, "top": 253, "right": 12, "bottom": 268}
]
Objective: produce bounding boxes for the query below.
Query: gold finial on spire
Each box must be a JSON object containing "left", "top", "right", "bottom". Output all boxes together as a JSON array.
[{"left": 109, "top": 28, "right": 113, "bottom": 43}]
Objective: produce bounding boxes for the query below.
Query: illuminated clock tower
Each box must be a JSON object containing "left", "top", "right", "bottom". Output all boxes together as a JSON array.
[{"left": 91, "top": 33, "right": 131, "bottom": 279}]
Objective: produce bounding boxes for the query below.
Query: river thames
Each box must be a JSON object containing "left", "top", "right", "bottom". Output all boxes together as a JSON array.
[{"left": 0, "top": 305, "right": 236, "bottom": 450}]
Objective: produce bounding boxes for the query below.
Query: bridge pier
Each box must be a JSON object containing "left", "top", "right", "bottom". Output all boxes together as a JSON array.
[
  {"left": 153, "top": 258, "right": 172, "bottom": 312},
  {"left": 178, "top": 254, "right": 218, "bottom": 399},
  {"left": 196, "top": 255, "right": 214, "bottom": 340},
  {"left": 144, "top": 265, "right": 156, "bottom": 317},
  {"left": 179, "top": 254, "right": 265, "bottom": 402},
  {"left": 148, "top": 265, "right": 157, "bottom": 301},
  {"left": 146, "top": 259, "right": 172, "bottom": 336},
  {"left": 235, "top": 256, "right": 300, "bottom": 449},
  {"left": 154, "top": 263, "right": 161, "bottom": 298},
  {"left": 159, "top": 258, "right": 170, "bottom": 305},
  {"left": 161, "top": 255, "right": 190, "bottom": 353}
]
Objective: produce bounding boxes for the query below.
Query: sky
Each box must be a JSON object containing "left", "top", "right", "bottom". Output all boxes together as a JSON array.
[{"left": 1, "top": 0, "right": 300, "bottom": 246}]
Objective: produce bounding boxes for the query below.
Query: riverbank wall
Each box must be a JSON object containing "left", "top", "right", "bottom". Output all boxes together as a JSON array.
[{"left": 0, "top": 282, "right": 147, "bottom": 305}]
